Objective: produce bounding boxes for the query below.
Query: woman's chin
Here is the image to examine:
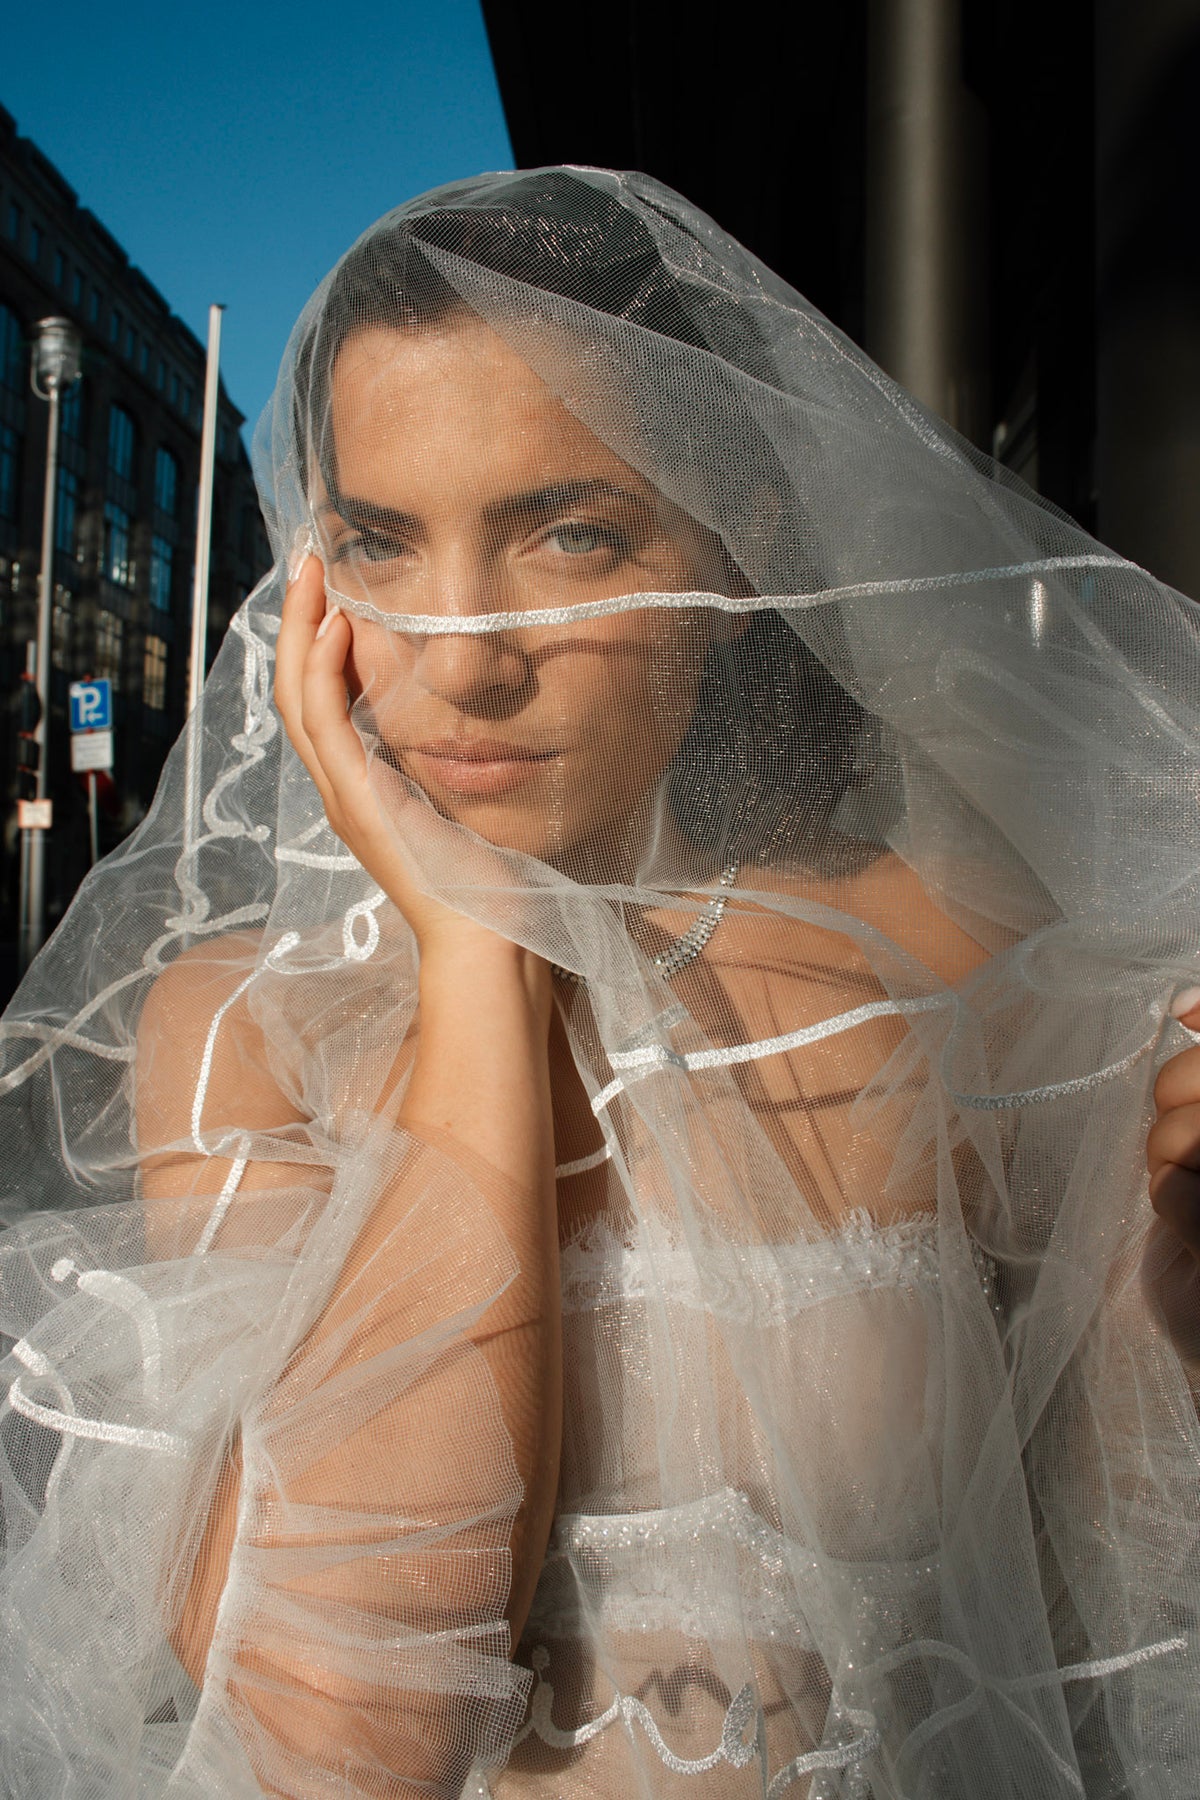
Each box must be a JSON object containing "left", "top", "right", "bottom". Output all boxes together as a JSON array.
[{"left": 415, "top": 788, "right": 578, "bottom": 867}]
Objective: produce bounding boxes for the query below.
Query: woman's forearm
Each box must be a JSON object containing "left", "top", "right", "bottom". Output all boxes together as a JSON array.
[
  {"left": 398, "top": 936, "right": 562, "bottom": 1635},
  {"left": 175, "top": 934, "right": 561, "bottom": 1757}
]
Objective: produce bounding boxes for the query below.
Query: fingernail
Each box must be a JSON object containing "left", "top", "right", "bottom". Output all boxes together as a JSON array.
[
  {"left": 1169, "top": 985, "right": 1200, "bottom": 1020},
  {"left": 289, "top": 551, "right": 312, "bottom": 582},
  {"left": 315, "top": 605, "right": 341, "bottom": 640}
]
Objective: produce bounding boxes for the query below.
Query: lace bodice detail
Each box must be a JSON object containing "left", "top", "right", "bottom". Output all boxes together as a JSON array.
[
  {"left": 483, "top": 1209, "right": 960, "bottom": 1794},
  {"left": 558, "top": 1208, "right": 945, "bottom": 1323}
]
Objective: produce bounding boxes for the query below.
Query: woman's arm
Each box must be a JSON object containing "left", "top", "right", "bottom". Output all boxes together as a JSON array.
[
  {"left": 136, "top": 557, "right": 561, "bottom": 1792},
  {"left": 147, "top": 933, "right": 559, "bottom": 1687}
]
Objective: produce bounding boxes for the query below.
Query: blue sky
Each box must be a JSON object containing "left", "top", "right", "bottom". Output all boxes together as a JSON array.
[{"left": 3, "top": 0, "right": 512, "bottom": 442}]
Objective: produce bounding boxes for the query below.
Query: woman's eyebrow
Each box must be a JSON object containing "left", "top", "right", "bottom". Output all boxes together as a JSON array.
[
  {"left": 481, "top": 480, "right": 653, "bottom": 532},
  {"left": 318, "top": 491, "right": 421, "bottom": 538},
  {"left": 317, "top": 479, "right": 653, "bottom": 540}
]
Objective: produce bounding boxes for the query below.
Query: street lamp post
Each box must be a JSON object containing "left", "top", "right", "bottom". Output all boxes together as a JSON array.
[{"left": 20, "top": 317, "right": 82, "bottom": 972}]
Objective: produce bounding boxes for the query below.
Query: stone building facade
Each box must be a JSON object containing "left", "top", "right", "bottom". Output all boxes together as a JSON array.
[{"left": 0, "top": 104, "right": 270, "bottom": 968}]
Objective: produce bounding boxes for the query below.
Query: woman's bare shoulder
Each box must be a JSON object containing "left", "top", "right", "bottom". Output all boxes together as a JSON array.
[
  {"left": 842, "top": 852, "right": 994, "bottom": 986},
  {"left": 742, "top": 849, "right": 994, "bottom": 988},
  {"left": 138, "top": 929, "right": 265, "bottom": 1046},
  {"left": 136, "top": 929, "right": 300, "bottom": 1153}
]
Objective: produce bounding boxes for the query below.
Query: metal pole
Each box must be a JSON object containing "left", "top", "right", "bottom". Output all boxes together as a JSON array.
[
  {"left": 16, "top": 640, "right": 34, "bottom": 968},
  {"left": 1095, "top": 0, "right": 1200, "bottom": 600},
  {"left": 16, "top": 826, "right": 30, "bottom": 960},
  {"left": 189, "top": 304, "right": 223, "bottom": 715},
  {"left": 87, "top": 772, "right": 98, "bottom": 868},
  {"left": 865, "top": 0, "right": 991, "bottom": 446},
  {"left": 24, "top": 384, "right": 62, "bottom": 968},
  {"left": 181, "top": 304, "right": 223, "bottom": 935}
]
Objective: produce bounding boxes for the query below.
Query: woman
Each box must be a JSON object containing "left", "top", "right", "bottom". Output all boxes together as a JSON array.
[{"left": 3, "top": 167, "right": 1200, "bottom": 1798}]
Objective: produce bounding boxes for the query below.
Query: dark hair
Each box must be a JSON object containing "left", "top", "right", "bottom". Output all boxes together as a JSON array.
[{"left": 298, "top": 170, "right": 883, "bottom": 869}]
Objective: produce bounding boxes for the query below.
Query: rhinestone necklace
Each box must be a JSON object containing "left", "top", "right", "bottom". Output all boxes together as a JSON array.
[{"left": 551, "top": 862, "right": 739, "bottom": 984}]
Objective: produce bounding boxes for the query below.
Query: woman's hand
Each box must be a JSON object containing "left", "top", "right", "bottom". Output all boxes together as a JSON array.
[
  {"left": 271, "top": 555, "right": 561, "bottom": 1671},
  {"left": 275, "top": 556, "right": 497, "bottom": 962},
  {"left": 1145, "top": 996, "right": 1200, "bottom": 1362},
  {"left": 1148, "top": 995, "right": 1200, "bottom": 1255}
]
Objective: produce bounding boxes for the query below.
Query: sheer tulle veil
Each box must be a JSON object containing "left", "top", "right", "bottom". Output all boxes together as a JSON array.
[{"left": 1, "top": 166, "right": 1200, "bottom": 1796}]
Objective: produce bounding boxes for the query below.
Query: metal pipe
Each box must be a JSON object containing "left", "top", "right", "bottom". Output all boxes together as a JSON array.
[
  {"left": 189, "top": 304, "right": 223, "bottom": 716},
  {"left": 180, "top": 304, "right": 224, "bottom": 937},
  {"left": 22, "top": 319, "right": 82, "bottom": 971},
  {"left": 23, "top": 383, "right": 61, "bottom": 969},
  {"left": 87, "top": 773, "right": 98, "bottom": 869},
  {"left": 1095, "top": 0, "right": 1200, "bottom": 599},
  {"left": 865, "top": 0, "right": 990, "bottom": 445},
  {"left": 15, "top": 643, "right": 33, "bottom": 969}
]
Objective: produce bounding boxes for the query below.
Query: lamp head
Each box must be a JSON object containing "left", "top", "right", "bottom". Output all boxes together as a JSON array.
[{"left": 31, "top": 316, "right": 82, "bottom": 398}]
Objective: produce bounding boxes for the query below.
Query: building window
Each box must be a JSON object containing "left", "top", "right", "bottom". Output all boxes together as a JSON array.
[
  {"left": 94, "top": 611, "right": 123, "bottom": 688},
  {"left": 125, "top": 325, "right": 136, "bottom": 360},
  {"left": 7, "top": 201, "right": 21, "bottom": 242},
  {"left": 0, "top": 304, "right": 23, "bottom": 392},
  {"left": 149, "top": 535, "right": 173, "bottom": 610},
  {"left": 156, "top": 358, "right": 165, "bottom": 391},
  {"left": 139, "top": 341, "right": 149, "bottom": 374},
  {"left": 107, "top": 404, "right": 136, "bottom": 481},
  {"left": 143, "top": 634, "right": 168, "bottom": 710},
  {"left": 89, "top": 288, "right": 100, "bottom": 323},
  {"left": 72, "top": 268, "right": 84, "bottom": 305},
  {"left": 55, "top": 467, "right": 78, "bottom": 556},
  {"left": 103, "top": 501, "right": 133, "bottom": 586},
  {"left": 109, "top": 308, "right": 121, "bottom": 346},
  {"left": 29, "top": 222, "right": 42, "bottom": 262},
  {"left": 54, "top": 249, "right": 65, "bottom": 287},
  {"left": 60, "top": 380, "right": 84, "bottom": 442},
  {"left": 169, "top": 371, "right": 179, "bottom": 406},
  {"left": 182, "top": 384, "right": 194, "bottom": 420},
  {"left": 154, "top": 445, "right": 179, "bottom": 516},
  {"left": 0, "top": 424, "right": 18, "bottom": 521}
]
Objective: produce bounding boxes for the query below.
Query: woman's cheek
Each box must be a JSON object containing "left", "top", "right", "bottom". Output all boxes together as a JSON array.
[{"left": 349, "top": 626, "right": 412, "bottom": 712}]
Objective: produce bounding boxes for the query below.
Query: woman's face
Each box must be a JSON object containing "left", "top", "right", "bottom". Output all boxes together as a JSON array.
[{"left": 318, "top": 318, "right": 733, "bottom": 873}]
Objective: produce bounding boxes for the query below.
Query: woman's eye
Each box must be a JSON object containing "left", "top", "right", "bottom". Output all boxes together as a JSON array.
[
  {"left": 546, "top": 522, "right": 625, "bottom": 558},
  {"left": 359, "top": 530, "right": 412, "bottom": 563},
  {"left": 333, "top": 531, "right": 410, "bottom": 566}
]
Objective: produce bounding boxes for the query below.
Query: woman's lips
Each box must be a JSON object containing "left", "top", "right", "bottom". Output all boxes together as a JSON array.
[{"left": 405, "top": 740, "right": 560, "bottom": 798}]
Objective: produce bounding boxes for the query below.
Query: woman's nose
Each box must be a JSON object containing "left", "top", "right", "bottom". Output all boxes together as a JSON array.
[
  {"left": 406, "top": 557, "right": 532, "bottom": 711},
  {"left": 410, "top": 628, "right": 532, "bottom": 711}
]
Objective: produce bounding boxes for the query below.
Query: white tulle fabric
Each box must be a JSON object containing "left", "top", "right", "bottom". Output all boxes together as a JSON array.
[{"left": 1, "top": 167, "right": 1200, "bottom": 1797}]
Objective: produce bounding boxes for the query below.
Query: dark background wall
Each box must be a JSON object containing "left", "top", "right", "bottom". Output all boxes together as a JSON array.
[{"left": 481, "top": 0, "right": 1200, "bottom": 599}]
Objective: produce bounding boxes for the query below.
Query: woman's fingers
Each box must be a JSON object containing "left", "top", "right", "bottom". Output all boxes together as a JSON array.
[
  {"left": 1143, "top": 1215, "right": 1200, "bottom": 1355},
  {"left": 275, "top": 556, "right": 328, "bottom": 773},
  {"left": 275, "top": 559, "right": 415, "bottom": 889},
  {"left": 276, "top": 557, "right": 368, "bottom": 833},
  {"left": 1153, "top": 1043, "right": 1200, "bottom": 1115},
  {"left": 1148, "top": 1100, "right": 1200, "bottom": 1178},
  {"left": 272, "top": 557, "right": 507, "bottom": 943},
  {"left": 1150, "top": 1162, "right": 1200, "bottom": 1256},
  {"left": 299, "top": 605, "right": 371, "bottom": 806},
  {"left": 1149, "top": 1041, "right": 1200, "bottom": 1262}
]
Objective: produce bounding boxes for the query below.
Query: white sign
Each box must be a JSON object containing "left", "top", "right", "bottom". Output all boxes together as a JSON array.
[
  {"left": 69, "top": 680, "right": 112, "bottom": 733},
  {"left": 18, "top": 799, "right": 53, "bottom": 830},
  {"left": 71, "top": 729, "right": 114, "bottom": 773}
]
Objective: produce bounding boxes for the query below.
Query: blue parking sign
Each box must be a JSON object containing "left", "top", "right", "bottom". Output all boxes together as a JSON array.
[{"left": 69, "top": 680, "right": 112, "bottom": 733}]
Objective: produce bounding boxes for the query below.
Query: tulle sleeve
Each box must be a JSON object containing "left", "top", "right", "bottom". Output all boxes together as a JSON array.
[{"left": 0, "top": 1103, "right": 534, "bottom": 1796}]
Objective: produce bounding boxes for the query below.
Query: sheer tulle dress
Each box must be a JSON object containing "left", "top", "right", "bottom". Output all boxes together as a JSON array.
[{"left": 2, "top": 168, "right": 1200, "bottom": 1797}]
